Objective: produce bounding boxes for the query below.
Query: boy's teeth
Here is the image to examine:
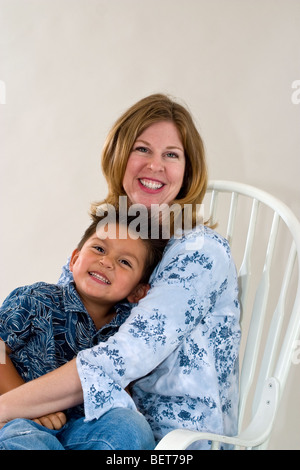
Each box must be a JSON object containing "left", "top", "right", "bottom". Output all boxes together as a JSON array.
[
  {"left": 140, "top": 179, "right": 164, "bottom": 189},
  {"left": 90, "top": 272, "right": 110, "bottom": 284}
]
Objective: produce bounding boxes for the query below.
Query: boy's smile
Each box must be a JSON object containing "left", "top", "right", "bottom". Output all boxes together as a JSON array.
[{"left": 88, "top": 270, "right": 111, "bottom": 285}]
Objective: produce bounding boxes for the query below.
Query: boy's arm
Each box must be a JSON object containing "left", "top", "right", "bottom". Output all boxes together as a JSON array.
[
  {"left": 0, "top": 358, "right": 83, "bottom": 429},
  {"left": 0, "top": 342, "right": 25, "bottom": 394},
  {"left": 0, "top": 340, "right": 66, "bottom": 430}
]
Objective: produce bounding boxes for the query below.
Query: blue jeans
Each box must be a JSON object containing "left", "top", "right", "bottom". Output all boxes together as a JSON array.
[{"left": 0, "top": 408, "right": 155, "bottom": 450}]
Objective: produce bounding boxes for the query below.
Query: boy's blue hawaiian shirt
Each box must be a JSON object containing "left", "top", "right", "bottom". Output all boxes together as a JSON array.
[
  {"left": 0, "top": 282, "right": 131, "bottom": 384},
  {"left": 73, "top": 226, "right": 241, "bottom": 449}
]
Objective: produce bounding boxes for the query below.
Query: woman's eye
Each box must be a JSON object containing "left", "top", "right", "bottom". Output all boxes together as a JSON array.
[
  {"left": 166, "top": 152, "right": 179, "bottom": 159},
  {"left": 135, "top": 146, "right": 148, "bottom": 153}
]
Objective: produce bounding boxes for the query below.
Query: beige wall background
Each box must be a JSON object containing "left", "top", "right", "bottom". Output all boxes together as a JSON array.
[{"left": 0, "top": 0, "right": 299, "bottom": 449}]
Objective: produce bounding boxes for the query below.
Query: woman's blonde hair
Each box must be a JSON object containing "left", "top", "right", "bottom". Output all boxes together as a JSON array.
[{"left": 92, "top": 93, "right": 208, "bottom": 228}]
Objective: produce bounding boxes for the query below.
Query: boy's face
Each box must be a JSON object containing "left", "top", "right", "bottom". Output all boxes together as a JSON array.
[{"left": 69, "top": 225, "right": 149, "bottom": 309}]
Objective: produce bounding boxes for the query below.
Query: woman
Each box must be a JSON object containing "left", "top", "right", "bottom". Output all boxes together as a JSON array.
[{"left": 0, "top": 94, "right": 240, "bottom": 450}]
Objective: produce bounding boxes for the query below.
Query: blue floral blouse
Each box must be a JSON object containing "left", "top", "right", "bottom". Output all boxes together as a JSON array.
[{"left": 73, "top": 226, "right": 241, "bottom": 448}]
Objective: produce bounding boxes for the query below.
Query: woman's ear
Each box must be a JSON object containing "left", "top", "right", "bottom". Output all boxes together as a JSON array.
[
  {"left": 69, "top": 249, "right": 80, "bottom": 272},
  {"left": 126, "top": 283, "right": 150, "bottom": 303}
]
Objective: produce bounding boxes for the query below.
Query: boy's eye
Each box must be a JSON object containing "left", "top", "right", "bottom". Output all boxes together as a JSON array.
[
  {"left": 120, "top": 259, "right": 132, "bottom": 268},
  {"left": 94, "top": 246, "right": 105, "bottom": 253}
]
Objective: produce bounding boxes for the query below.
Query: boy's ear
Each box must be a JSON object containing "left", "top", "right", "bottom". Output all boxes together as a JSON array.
[
  {"left": 126, "top": 284, "right": 150, "bottom": 304},
  {"left": 69, "top": 249, "right": 80, "bottom": 272}
]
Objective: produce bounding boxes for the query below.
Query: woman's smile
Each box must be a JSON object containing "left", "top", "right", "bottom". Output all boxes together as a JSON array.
[{"left": 138, "top": 178, "right": 165, "bottom": 192}]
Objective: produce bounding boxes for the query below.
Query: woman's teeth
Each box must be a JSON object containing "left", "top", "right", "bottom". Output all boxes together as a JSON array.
[
  {"left": 89, "top": 272, "right": 111, "bottom": 284},
  {"left": 139, "top": 179, "right": 164, "bottom": 190}
]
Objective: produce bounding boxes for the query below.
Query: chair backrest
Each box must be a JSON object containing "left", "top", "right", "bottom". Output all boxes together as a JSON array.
[{"left": 204, "top": 180, "right": 300, "bottom": 434}]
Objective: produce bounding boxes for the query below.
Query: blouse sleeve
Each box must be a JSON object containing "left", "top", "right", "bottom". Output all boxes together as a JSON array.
[{"left": 76, "top": 228, "right": 240, "bottom": 421}]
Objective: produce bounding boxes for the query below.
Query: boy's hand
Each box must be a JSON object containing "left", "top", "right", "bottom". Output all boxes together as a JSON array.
[{"left": 33, "top": 411, "right": 67, "bottom": 430}]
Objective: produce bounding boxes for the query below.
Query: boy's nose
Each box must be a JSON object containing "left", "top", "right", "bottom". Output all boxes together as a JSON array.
[{"left": 99, "top": 256, "right": 113, "bottom": 269}]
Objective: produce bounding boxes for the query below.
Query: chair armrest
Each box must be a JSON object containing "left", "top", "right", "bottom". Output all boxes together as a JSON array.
[{"left": 155, "top": 378, "right": 279, "bottom": 450}]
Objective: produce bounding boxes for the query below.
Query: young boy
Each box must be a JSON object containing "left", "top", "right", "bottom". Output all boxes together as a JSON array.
[{"left": 0, "top": 213, "right": 167, "bottom": 430}]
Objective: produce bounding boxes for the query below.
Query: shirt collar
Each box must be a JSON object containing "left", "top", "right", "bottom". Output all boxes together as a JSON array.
[
  {"left": 62, "top": 282, "right": 133, "bottom": 328},
  {"left": 62, "top": 281, "right": 88, "bottom": 313}
]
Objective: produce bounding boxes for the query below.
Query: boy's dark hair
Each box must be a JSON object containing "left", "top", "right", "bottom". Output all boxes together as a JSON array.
[{"left": 77, "top": 211, "right": 168, "bottom": 284}]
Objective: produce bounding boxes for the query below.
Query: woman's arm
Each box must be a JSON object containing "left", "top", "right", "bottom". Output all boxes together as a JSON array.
[{"left": 0, "top": 359, "right": 83, "bottom": 428}]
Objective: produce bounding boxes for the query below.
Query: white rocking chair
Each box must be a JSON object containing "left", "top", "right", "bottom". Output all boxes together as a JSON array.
[{"left": 155, "top": 180, "right": 300, "bottom": 450}]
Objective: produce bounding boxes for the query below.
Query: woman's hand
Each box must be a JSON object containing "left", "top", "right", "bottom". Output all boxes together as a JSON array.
[{"left": 33, "top": 411, "right": 67, "bottom": 430}]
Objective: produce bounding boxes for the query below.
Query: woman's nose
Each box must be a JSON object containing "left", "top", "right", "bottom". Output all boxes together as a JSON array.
[{"left": 147, "top": 154, "right": 164, "bottom": 172}]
